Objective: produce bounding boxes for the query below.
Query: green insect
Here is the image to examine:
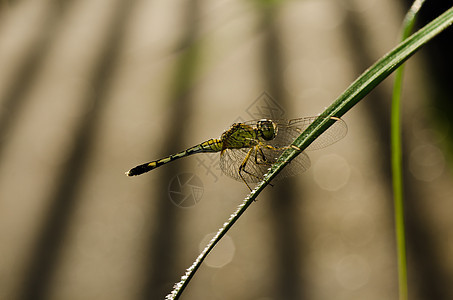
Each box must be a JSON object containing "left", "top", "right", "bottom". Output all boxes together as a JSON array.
[{"left": 127, "top": 116, "right": 347, "bottom": 190}]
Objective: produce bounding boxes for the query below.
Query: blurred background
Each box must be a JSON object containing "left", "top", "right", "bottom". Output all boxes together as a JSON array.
[{"left": 0, "top": 0, "right": 452, "bottom": 299}]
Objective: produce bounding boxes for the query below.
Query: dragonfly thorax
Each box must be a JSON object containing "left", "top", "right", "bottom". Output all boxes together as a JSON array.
[{"left": 256, "top": 119, "right": 278, "bottom": 141}]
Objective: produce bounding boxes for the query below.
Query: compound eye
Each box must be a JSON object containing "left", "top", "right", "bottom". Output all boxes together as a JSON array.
[{"left": 257, "top": 120, "right": 276, "bottom": 140}]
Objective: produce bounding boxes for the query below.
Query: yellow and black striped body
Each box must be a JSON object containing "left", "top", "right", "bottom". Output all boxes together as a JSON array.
[{"left": 126, "top": 139, "right": 223, "bottom": 176}]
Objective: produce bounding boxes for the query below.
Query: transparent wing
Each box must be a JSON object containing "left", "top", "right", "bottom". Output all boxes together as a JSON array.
[
  {"left": 269, "top": 116, "right": 347, "bottom": 151},
  {"left": 220, "top": 145, "right": 311, "bottom": 183}
]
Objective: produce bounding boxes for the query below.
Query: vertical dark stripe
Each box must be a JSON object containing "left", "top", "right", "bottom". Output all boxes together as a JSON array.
[
  {"left": 140, "top": 1, "right": 202, "bottom": 299},
  {"left": 19, "top": 1, "right": 138, "bottom": 299},
  {"left": 0, "top": 1, "right": 71, "bottom": 166},
  {"left": 256, "top": 2, "right": 305, "bottom": 299}
]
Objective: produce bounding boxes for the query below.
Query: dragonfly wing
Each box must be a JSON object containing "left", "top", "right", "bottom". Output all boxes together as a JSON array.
[
  {"left": 220, "top": 147, "right": 259, "bottom": 183},
  {"left": 274, "top": 117, "right": 347, "bottom": 151},
  {"left": 219, "top": 146, "right": 311, "bottom": 184},
  {"left": 271, "top": 151, "right": 311, "bottom": 181}
]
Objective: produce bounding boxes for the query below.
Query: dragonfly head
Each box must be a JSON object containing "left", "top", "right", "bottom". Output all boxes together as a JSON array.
[{"left": 256, "top": 119, "right": 278, "bottom": 141}]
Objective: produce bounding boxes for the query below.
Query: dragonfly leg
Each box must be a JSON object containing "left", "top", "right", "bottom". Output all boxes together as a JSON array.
[
  {"left": 239, "top": 147, "right": 271, "bottom": 191},
  {"left": 263, "top": 143, "right": 301, "bottom": 151},
  {"left": 256, "top": 146, "right": 267, "bottom": 164},
  {"left": 239, "top": 146, "right": 276, "bottom": 192},
  {"left": 253, "top": 143, "right": 292, "bottom": 166},
  {"left": 263, "top": 144, "right": 291, "bottom": 151},
  {"left": 238, "top": 148, "right": 254, "bottom": 191},
  {"left": 253, "top": 146, "right": 275, "bottom": 187}
]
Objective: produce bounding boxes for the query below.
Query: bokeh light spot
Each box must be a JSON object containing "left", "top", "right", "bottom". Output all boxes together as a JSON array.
[
  {"left": 409, "top": 144, "right": 445, "bottom": 182},
  {"left": 199, "top": 233, "right": 235, "bottom": 268},
  {"left": 335, "top": 255, "right": 370, "bottom": 290},
  {"left": 313, "top": 154, "right": 351, "bottom": 191}
]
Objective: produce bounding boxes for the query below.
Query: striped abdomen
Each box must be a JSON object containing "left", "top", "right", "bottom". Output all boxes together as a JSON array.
[{"left": 126, "top": 139, "right": 223, "bottom": 176}]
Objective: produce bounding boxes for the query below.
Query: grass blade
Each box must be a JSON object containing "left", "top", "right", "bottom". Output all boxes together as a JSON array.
[{"left": 392, "top": 1, "right": 426, "bottom": 299}]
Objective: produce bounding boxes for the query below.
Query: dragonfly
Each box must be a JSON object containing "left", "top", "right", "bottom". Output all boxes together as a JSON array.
[{"left": 126, "top": 116, "right": 347, "bottom": 190}]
